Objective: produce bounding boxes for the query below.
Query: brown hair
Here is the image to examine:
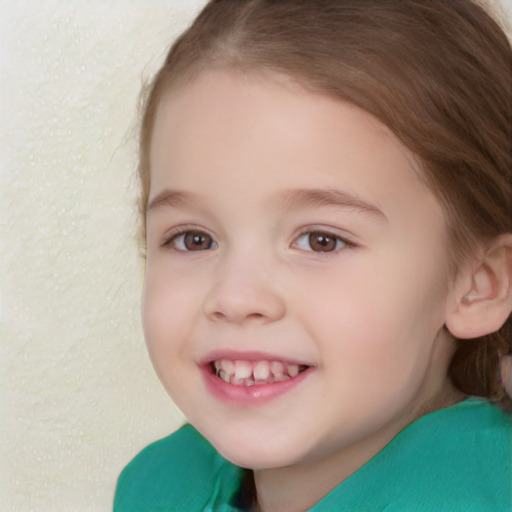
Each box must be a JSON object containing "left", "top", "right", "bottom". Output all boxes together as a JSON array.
[{"left": 138, "top": 0, "right": 512, "bottom": 409}]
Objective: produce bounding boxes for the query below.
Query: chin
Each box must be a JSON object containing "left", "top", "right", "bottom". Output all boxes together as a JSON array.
[
  {"left": 201, "top": 423, "right": 306, "bottom": 470},
  {"left": 217, "top": 443, "right": 296, "bottom": 470}
]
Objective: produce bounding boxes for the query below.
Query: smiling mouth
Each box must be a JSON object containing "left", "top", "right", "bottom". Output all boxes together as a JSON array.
[{"left": 211, "top": 359, "right": 309, "bottom": 387}]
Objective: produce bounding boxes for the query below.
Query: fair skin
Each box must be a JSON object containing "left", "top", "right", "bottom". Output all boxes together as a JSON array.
[{"left": 142, "top": 70, "right": 507, "bottom": 512}]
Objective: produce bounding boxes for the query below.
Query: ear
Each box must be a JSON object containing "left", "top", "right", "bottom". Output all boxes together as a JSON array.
[{"left": 445, "top": 234, "right": 512, "bottom": 339}]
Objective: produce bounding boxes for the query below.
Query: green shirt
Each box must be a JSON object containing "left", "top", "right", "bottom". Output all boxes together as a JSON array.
[{"left": 114, "top": 398, "right": 511, "bottom": 511}]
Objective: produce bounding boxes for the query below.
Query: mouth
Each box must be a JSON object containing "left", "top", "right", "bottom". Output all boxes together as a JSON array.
[
  {"left": 210, "top": 359, "right": 310, "bottom": 387},
  {"left": 200, "top": 351, "right": 314, "bottom": 405}
]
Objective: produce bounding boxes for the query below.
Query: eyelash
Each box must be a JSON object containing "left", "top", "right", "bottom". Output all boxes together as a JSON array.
[{"left": 161, "top": 227, "right": 356, "bottom": 254}]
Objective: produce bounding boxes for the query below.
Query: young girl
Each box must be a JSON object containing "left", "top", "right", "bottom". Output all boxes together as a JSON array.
[{"left": 114, "top": 1, "right": 512, "bottom": 510}]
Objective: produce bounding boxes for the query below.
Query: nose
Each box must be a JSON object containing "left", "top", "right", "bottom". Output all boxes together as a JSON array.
[{"left": 202, "top": 258, "right": 286, "bottom": 325}]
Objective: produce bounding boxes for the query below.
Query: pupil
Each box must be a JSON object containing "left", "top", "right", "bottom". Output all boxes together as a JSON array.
[
  {"left": 185, "top": 232, "right": 211, "bottom": 250},
  {"left": 309, "top": 232, "right": 335, "bottom": 252}
]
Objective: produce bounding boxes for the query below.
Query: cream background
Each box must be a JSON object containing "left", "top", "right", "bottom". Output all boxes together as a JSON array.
[
  {"left": 1, "top": 1, "right": 511, "bottom": 511},
  {"left": 1, "top": 2, "right": 208, "bottom": 511}
]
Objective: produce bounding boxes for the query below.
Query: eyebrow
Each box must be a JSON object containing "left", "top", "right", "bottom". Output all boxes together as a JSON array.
[
  {"left": 147, "top": 190, "right": 196, "bottom": 213},
  {"left": 147, "top": 187, "right": 387, "bottom": 220},
  {"left": 274, "top": 188, "right": 387, "bottom": 221}
]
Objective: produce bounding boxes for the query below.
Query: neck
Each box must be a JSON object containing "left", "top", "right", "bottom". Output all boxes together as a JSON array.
[{"left": 252, "top": 422, "right": 403, "bottom": 512}]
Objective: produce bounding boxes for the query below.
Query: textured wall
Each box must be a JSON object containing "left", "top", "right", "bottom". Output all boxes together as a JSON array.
[
  {"left": 1, "top": 2, "right": 207, "bottom": 511},
  {"left": 1, "top": 1, "right": 511, "bottom": 511}
]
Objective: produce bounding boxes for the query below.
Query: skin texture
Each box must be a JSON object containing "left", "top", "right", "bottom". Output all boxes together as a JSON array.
[{"left": 143, "top": 71, "right": 463, "bottom": 512}]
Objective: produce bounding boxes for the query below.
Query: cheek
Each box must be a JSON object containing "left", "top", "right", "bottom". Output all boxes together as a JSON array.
[
  {"left": 299, "top": 252, "right": 447, "bottom": 373},
  {"left": 142, "top": 266, "right": 197, "bottom": 356},
  {"left": 142, "top": 268, "right": 204, "bottom": 405},
  {"left": 314, "top": 297, "right": 442, "bottom": 424}
]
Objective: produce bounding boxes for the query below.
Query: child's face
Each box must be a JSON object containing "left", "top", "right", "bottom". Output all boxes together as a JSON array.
[{"left": 143, "top": 71, "right": 457, "bottom": 470}]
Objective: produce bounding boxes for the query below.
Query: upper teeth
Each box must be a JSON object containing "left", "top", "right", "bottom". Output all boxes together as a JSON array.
[{"left": 213, "top": 359, "right": 305, "bottom": 386}]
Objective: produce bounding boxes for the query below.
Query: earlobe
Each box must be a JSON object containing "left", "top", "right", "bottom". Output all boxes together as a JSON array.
[{"left": 445, "top": 234, "right": 512, "bottom": 339}]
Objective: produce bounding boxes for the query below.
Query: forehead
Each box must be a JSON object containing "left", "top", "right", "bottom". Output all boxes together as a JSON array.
[{"left": 149, "top": 70, "right": 443, "bottom": 226}]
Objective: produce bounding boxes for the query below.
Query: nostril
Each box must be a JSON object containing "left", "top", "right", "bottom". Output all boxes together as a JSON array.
[
  {"left": 210, "top": 310, "right": 265, "bottom": 322},
  {"left": 212, "top": 311, "right": 227, "bottom": 321}
]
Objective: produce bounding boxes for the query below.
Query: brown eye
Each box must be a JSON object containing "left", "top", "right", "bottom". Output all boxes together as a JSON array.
[
  {"left": 308, "top": 232, "right": 337, "bottom": 252},
  {"left": 170, "top": 230, "right": 217, "bottom": 251},
  {"left": 295, "top": 231, "right": 346, "bottom": 253}
]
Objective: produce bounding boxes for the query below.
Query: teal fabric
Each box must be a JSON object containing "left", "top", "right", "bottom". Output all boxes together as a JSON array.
[{"left": 114, "top": 398, "right": 511, "bottom": 511}]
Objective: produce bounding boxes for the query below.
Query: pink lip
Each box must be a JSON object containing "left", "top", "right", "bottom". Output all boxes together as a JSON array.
[{"left": 199, "top": 350, "right": 314, "bottom": 406}]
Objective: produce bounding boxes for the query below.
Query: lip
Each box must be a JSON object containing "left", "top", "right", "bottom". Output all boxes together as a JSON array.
[{"left": 199, "top": 350, "right": 314, "bottom": 406}]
